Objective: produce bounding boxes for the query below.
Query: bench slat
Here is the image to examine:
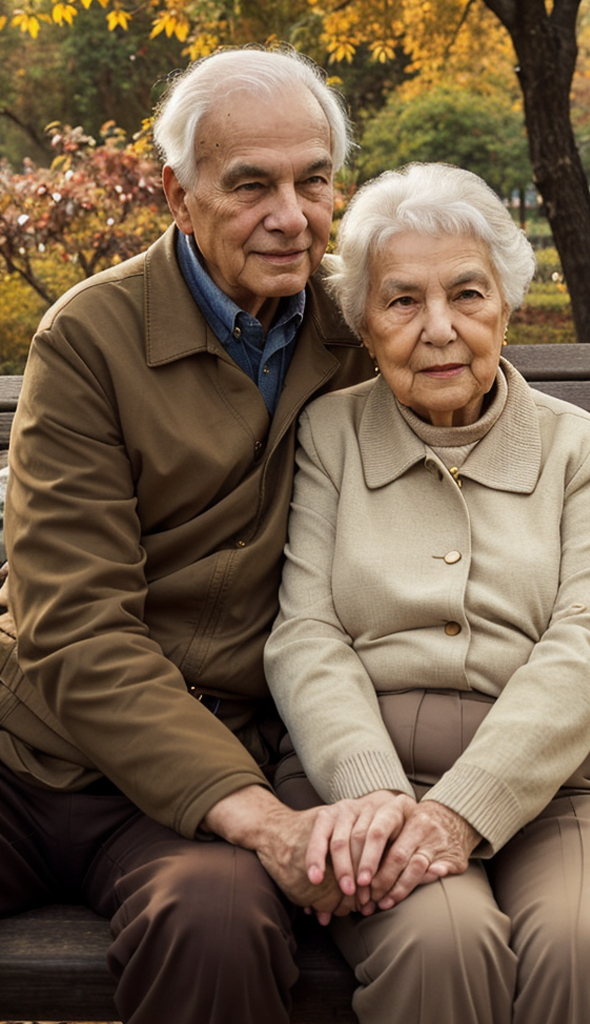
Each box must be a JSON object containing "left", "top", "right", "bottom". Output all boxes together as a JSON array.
[{"left": 0, "top": 905, "right": 357, "bottom": 1023}]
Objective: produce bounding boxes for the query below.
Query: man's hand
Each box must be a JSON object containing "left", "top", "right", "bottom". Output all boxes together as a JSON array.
[{"left": 202, "top": 785, "right": 355, "bottom": 918}]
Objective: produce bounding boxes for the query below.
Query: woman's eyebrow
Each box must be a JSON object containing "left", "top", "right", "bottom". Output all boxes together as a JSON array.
[{"left": 450, "top": 269, "right": 493, "bottom": 289}]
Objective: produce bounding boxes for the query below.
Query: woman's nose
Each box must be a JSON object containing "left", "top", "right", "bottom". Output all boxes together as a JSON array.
[{"left": 421, "top": 301, "right": 456, "bottom": 345}]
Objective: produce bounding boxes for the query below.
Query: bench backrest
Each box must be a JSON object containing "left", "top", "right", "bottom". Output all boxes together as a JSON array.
[{"left": 3, "top": 343, "right": 590, "bottom": 453}]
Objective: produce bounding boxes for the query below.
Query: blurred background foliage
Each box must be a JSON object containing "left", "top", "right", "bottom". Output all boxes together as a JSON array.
[{"left": 2, "top": 0, "right": 589, "bottom": 370}]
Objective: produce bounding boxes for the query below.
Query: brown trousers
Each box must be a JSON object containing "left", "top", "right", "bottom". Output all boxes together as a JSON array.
[{"left": 0, "top": 761, "right": 298, "bottom": 1024}]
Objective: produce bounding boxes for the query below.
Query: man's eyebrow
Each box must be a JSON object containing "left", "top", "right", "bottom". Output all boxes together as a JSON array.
[
  {"left": 221, "top": 163, "right": 272, "bottom": 189},
  {"left": 221, "top": 157, "right": 333, "bottom": 190},
  {"left": 303, "top": 158, "right": 334, "bottom": 177}
]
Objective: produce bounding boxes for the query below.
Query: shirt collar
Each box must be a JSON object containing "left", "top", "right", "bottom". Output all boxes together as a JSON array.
[{"left": 177, "top": 231, "right": 305, "bottom": 341}]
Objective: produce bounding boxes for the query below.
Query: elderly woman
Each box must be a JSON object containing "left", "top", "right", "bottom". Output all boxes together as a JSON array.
[{"left": 264, "top": 163, "right": 590, "bottom": 1024}]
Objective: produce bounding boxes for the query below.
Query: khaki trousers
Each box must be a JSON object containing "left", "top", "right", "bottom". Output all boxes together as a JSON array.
[{"left": 331, "top": 792, "right": 590, "bottom": 1024}]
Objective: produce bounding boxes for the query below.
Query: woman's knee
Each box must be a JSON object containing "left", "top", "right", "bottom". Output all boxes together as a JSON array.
[{"left": 333, "top": 871, "right": 515, "bottom": 1024}]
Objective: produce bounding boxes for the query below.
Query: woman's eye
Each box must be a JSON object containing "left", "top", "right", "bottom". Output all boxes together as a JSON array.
[
  {"left": 389, "top": 295, "right": 415, "bottom": 308},
  {"left": 457, "top": 288, "right": 483, "bottom": 300}
]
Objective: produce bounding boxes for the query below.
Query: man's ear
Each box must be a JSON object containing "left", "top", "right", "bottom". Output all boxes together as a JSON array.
[{"left": 162, "top": 165, "right": 194, "bottom": 235}]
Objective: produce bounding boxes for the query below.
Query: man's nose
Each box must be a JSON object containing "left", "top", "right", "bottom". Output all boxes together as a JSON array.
[{"left": 264, "top": 186, "right": 308, "bottom": 234}]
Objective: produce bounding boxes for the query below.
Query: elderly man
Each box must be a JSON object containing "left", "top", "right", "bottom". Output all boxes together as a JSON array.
[{"left": 1, "top": 47, "right": 373, "bottom": 1024}]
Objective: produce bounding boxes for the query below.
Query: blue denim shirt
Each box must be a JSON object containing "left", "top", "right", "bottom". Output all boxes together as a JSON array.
[{"left": 176, "top": 232, "right": 304, "bottom": 416}]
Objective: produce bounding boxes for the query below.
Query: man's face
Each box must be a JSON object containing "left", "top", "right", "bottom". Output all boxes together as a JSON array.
[{"left": 164, "top": 86, "right": 334, "bottom": 324}]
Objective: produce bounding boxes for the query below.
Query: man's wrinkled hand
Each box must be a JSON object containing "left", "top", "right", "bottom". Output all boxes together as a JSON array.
[{"left": 202, "top": 785, "right": 356, "bottom": 918}]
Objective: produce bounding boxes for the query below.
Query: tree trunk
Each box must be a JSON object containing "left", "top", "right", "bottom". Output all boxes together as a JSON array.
[{"left": 484, "top": 0, "right": 590, "bottom": 341}]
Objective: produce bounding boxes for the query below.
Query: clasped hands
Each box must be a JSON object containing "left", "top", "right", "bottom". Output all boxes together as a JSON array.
[
  {"left": 203, "top": 784, "right": 480, "bottom": 924},
  {"left": 300, "top": 789, "right": 481, "bottom": 923}
]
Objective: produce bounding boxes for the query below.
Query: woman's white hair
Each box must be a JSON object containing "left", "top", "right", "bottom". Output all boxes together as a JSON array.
[
  {"left": 326, "top": 163, "right": 537, "bottom": 336},
  {"left": 153, "top": 46, "right": 351, "bottom": 189}
]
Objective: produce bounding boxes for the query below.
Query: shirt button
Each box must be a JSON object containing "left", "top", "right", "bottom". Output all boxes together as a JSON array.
[
  {"left": 444, "top": 550, "right": 462, "bottom": 564},
  {"left": 236, "top": 540, "right": 246, "bottom": 548},
  {"left": 254, "top": 440, "right": 264, "bottom": 459},
  {"left": 263, "top": 365, "right": 270, "bottom": 374},
  {"left": 233, "top": 326, "right": 242, "bottom": 338},
  {"left": 444, "top": 621, "right": 462, "bottom": 636}
]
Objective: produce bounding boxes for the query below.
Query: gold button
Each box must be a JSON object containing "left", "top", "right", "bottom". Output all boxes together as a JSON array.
[
  {"left": 233, "top": 326, "right": 242, "bottom": 338},
  {"left": 444, "top": 550, "right": 462, "bottom": 565},
  {"left": 444, "top": 621, "right": 461, "bottom": 636},
  {"left": 237, "top": 540, "right": 246, "bottom": 548}
]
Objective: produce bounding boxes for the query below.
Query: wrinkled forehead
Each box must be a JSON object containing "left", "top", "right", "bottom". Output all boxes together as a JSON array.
[{"left": 193, "top": 84, "right": 333, "bottom": 173}]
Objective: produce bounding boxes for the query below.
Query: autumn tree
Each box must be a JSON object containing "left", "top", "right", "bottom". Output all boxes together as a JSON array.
[
  {"left": 2, "top": 0, "right": 590, "bottom": 337},
  {"left": 482, "top": 0, "right": 590, "bottom": 343},
  {"left": 358, "top": 83, "right": 530, "bottom": 199},
  {"left": 0, "top": 121, "right": 170, "bottom": 305}
]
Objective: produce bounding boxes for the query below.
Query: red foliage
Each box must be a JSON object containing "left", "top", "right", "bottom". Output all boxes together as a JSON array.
[{"left": 0, "top": 122, "right": 170, "bottom": 304}]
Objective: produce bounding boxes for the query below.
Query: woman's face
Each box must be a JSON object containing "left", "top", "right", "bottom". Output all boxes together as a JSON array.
[{"left": 362, "top": 231, "right": 509, "bottom": 427}]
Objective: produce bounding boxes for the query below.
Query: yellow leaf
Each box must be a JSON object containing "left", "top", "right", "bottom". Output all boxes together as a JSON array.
[
  {"left": 107, "top": 8, "right": 131, "bottom": 29},
  {"left": 174, "top": 17, "right": 189, "bottom": 42},
  {"left": 0, "top": 14, "right": 6, "bottom": 29},
  {"left": 52, "top": 3, "right": 77, "bottom": 25},
  {"left": 12, "top": 12, "right": 41, "bottom": 36}
]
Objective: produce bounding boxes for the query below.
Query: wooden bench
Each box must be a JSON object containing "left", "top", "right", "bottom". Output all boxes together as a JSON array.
[{"left": 1, "top": 341, "right": 590, "bottom": 1023}]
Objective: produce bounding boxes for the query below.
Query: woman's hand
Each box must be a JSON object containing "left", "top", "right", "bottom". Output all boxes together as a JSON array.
[
  {"left": 370, "top": 799, "right": 481, "bottom": 910},
  {"left": 304, "top": 790, "right": 419, "bottom": 919}
]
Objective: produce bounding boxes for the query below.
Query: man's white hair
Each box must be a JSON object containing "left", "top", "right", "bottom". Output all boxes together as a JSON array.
[
  {"left": 325, "top": 163, "right": 537, "bottom": 336},
  {"left": 153, "top": 46, "right": 352, "bottom": 189}
]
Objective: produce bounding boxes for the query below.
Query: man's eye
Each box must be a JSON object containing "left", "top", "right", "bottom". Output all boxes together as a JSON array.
[
  {"left": 237, "top": 181, "right": 264, "bottom": 192},
  {"left": 457, "top": 288, "right": 483, "bottom": 300},
  {"left": 389, "top": 295, "right": 414, "bottom": 307}
]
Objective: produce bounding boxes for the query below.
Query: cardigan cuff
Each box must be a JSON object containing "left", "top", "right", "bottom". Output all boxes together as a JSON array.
[
  {"left": 328, "top": 749, "right": 414, "bottom": 803},
  {"left": 423, "top": 763, "right": 523, "bottom": 857}
]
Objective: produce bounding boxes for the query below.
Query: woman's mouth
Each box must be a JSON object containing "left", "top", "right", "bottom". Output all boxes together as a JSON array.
[{"left": 420, "top": 364, "right": 466, "bottom": 379}]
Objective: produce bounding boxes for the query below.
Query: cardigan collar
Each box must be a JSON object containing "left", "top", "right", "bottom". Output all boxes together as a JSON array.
[{"left": 358, "top": 357, "right": 542, "bottom": 493}]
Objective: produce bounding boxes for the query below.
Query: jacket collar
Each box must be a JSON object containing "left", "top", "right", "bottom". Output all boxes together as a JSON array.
[
  {"left": 359, "top": 358, "right": 542, "bottom": 493},
  {"left": 143, "top": 225, "right": 363, "bottom": 368}
]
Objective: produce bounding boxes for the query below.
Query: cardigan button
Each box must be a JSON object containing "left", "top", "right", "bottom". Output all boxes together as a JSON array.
[
  {"left": 444, "top": 621, "right": 462, "bottom": 636},
  {"left": 444, "top": 550, "right": 462, "bottom": 564}
]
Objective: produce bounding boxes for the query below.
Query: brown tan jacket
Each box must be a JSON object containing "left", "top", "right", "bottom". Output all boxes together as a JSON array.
[{"left": 2, "top": 225, "right": 373, "bottom": 838}]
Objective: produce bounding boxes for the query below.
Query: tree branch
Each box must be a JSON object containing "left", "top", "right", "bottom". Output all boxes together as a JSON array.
[{"left": 0, "top": 107, "right": 45, "bottom": 151}]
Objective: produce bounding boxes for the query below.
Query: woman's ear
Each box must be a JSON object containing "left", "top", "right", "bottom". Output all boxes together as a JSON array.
[{"left": 362, "top": 336, "right": 375, "bottom": 361}]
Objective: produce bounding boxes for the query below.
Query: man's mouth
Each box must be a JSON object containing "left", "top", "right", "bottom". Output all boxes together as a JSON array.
[{"left": 255, "top": 250, "right": 306, "bottom": 264}]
